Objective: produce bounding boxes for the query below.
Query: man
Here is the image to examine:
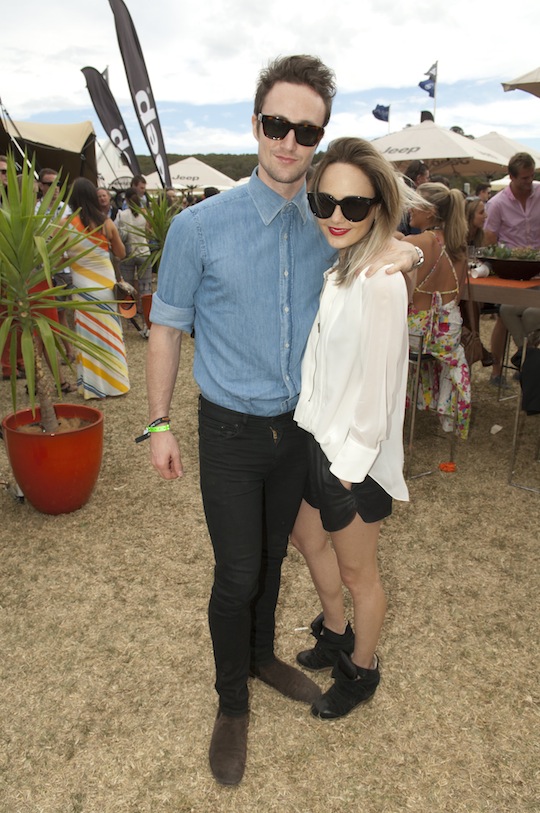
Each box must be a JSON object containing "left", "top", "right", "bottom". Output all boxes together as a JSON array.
[
  {"left": 485, "top": 153, "right": 540, "bottom": 383},
  {"left": 129, "top": 174, "right": 147, "bottom": 207},
  {"left": 35, "top": 167, "right": 65, "bottom": 214},
  {"left": 475, "top": 182, "right": 491, "bottom": 203},
  {"left": 485, "top": 153, "right": 540, "bottom": 249},
  {"left": 97, "top": 187, "right": 119, "bottom": 221},
  {"left": 145, "top": 55, "right": 419, "bottom": 786}
]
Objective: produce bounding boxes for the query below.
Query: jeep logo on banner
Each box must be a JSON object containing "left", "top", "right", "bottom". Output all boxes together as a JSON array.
[{"left": 109, "top": 0, "right": 171, "bottom": 188}]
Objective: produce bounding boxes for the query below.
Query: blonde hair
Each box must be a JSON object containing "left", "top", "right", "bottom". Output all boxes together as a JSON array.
[
  {"left": 416, "top": 182, "right": 467, "bottom": 262},
  {"left": 310, "top": 137, "right": 426, "bottom": 285},
  {"left": 465, "top": 197, "right": 486, "bottom": 247}
]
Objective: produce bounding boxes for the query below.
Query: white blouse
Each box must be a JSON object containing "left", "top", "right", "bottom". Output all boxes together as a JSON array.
[{"left": 294, "top": 266, "right": 410, "bottom": 501}]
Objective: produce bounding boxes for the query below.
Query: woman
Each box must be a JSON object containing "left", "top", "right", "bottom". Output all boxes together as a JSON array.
[
  {"left": 116, "top": 188, "right": 151, "bottom": 314},
  {"left": 465, "top": 196, "right": 496, "bottom": 248},
  {"left": 291, "top": 137, "right": 413, "bottom": 720},
  {"left": 403, "top": 183, "right": 471, "bottom": 439},
  {"left": 67, "top": 178, "right": 130, "bottom": 399},
  {"left": 462, "top": 196, "right": 498, "bottom": 368}
]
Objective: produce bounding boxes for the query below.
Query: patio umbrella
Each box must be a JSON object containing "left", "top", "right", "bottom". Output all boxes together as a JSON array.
[
  {"left": 502, "top": 67, "right": 540, "bottom": 99},
  {"left": 371, "top": 121, "right": 508, "bottom": 177},
  {"left": 475, "top": 131, "right": 540, "bottom": 164}
]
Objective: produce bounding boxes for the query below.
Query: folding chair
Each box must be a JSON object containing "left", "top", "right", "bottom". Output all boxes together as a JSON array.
[{"left": 405, "top": 333, "right": 457, "bottom": 479}]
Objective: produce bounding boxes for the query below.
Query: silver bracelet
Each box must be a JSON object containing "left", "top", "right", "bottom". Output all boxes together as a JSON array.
[{"left": 412, "top": 246, "right": 424, "bottom": 268}]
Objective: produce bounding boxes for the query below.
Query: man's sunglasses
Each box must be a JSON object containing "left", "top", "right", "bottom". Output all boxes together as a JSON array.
[
  {"left": 257, "top": 114, "right": 324, "bottom": 148},
  {"left": 307, "top": 192, "right": 380, "bottom": 223},
  {"left": 41, "top": 180, "right": 59, "bottom": 187}
]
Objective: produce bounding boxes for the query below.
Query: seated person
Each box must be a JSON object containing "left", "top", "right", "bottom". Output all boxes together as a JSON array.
[{"left": 499, "top": 303, "right": 540, "bottom": 369}]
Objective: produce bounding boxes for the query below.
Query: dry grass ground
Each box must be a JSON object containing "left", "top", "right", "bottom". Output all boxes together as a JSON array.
[{"left": 1, "top": 317, "right": 539, "bottom": 813}]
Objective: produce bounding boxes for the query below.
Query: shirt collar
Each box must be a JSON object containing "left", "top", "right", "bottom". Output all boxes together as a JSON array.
[{"left": 247, "top": 167, "right": 310, "bottom": 225}]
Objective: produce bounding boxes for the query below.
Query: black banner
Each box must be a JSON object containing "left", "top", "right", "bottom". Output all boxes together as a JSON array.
[
  {"left": 108, "top": 0, "right": 171, "bottom": 188},
  {"left": 81, "top": 66, "right": 141, "bottom": 177}
]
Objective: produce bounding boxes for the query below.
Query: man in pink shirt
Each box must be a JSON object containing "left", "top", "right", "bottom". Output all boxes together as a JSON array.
[
  {"left": 485, "top": 152, "right": 540, "bottom": 249},
  {"left": 485, "top": 153, "right": 540, "bottom": 381}
]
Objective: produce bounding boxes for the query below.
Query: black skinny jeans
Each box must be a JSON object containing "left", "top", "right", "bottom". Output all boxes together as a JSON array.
[{"left": 198, "top": 396, "right": 308, "bottom": 715}]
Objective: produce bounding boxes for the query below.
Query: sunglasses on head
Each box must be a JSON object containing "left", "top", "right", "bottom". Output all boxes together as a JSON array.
[
  {"left": 307, "top": 192, "right": 380, "bottom": 223},
  {"left": 257, "top": 113, "right": 324, "bottom": 148}
]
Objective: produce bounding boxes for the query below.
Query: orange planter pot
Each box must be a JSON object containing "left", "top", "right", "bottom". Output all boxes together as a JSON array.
[
  {"left": 141, "top": 293, "right": 153, "bottom": 330},
  {"left": 2, "top": 404, "right": 104, "bottom": 515}
]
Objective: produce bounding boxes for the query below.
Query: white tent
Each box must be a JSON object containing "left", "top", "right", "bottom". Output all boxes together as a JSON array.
[
  {"left": 371, "top": 121, "right": 508, "bottom": 177},
  {"left": 145, "top": 156, "right": 235, "bottom": 191},
  {"left": 0, "top": 118, "right": 97, "bottom": 182},
  {"left": 96, "top": 139, "right": 135, "bottom": 189},
  {"left": 475, "top": 131, "right": 540, "bottom": 164},
  {"left": 503, "top": 66, "right": 540, "bottom": 99}
]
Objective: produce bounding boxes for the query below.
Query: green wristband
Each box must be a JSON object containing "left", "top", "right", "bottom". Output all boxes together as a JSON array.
[{"left": 147, "top": 423, "right": 171, "bottom": 433}]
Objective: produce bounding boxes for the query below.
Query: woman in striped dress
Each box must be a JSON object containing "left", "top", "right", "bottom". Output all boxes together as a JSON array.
[{"left": 67, "top": 178, "right": 130, "bottom": 399}]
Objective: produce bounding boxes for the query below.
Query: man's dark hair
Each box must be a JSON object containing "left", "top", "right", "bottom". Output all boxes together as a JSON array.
[
  {"left": 131, "top": 174, "right": 146, "bottom": 186},
  {"left": 475, "top": 182, "right": 491, "bottom": 196},
  {"left": 508, "top": 152, "right": 535, "bottom": 178},
  {"left": 254, "top": 55, "right": 336, "bottom": 126},
  {"left": 204, "top": 186, "right": 219, "bottom": 198},
  {"left": 38, "top": 167, "right": 58, "bottom": 182}
]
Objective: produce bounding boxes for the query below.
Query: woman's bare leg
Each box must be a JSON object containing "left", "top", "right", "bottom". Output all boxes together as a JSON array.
[
  {"left": 330, "top": 514, "right": 385, "bottom": 669},
  {"left": 290, "top": 499, "right": 346, "bottom": 634}
]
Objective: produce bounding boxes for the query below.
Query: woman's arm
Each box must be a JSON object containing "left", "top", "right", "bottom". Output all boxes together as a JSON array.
[{"left": 104, "top": 218, "right": 126, "bottom": 261}]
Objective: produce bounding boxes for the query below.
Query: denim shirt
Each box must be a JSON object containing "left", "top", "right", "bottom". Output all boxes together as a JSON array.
[{"left": 151, "top": 169, "right": 336, "bottom": 416}]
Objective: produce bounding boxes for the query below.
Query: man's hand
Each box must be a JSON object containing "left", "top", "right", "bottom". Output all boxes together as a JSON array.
[
  {"left": 150, "top": 432, "right": 184, "bottom": 480},
  {"left": 365, "top": 238, "right": 420, "bottom": 277}
]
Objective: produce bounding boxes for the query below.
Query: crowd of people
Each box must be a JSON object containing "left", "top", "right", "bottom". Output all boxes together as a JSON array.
[{"left": 2, "top": 52, "right": 539, "bottom": 789}]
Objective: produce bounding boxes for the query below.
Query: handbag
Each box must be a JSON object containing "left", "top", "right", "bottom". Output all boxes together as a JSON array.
[
  {"left": 460, "top": 324, "right": 484, "bottom": 367},
  {"left": 461, "top": 274, "right": 484, "bottom": 367}
]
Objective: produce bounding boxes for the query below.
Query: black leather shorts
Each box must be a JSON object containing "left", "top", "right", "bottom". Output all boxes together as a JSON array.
[{"left": 303, "top": 433, "right": 392, "bottom": 532}]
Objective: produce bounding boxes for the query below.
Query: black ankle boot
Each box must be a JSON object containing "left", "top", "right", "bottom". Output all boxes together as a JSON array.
[
  {"left": 296, "top": 612, "right": 355, "bottom": 672},
  {"left": 311, "top": 651, "right": 380, "bottom": 719}
]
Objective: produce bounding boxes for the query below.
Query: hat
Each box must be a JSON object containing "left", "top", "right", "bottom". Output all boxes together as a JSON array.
[{"left": 115, "top": 281, "right": 138, "bottom": 319}]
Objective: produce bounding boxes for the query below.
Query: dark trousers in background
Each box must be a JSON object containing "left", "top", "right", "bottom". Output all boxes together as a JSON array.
[{"left": 198, "top": 396, "right": 308, "bottom": 716}]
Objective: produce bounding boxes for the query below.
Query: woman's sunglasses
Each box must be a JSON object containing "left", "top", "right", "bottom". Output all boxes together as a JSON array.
[
  {"left": 307, "top": 192, "right": 380, "bottom": 223},
  {"left": 257, "top": 114, "right": 324, "bottom": 148}
]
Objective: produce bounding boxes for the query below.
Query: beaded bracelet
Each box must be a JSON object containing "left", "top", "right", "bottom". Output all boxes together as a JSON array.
[{"left": 135, "top": 417, "right": 171, "bottom": 443}]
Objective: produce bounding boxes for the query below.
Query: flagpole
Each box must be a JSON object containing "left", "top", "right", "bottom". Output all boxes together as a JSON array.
[{"left": 433, "top": 60, "right": 438, "bottom": 121}]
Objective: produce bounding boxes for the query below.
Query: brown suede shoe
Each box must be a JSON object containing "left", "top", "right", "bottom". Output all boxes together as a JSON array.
[
  {"left": 250, "top": 657, "right": 322, "bottom": 704},
  {"left": 209, "top": 710, "right": 249, "bottom": 786}
]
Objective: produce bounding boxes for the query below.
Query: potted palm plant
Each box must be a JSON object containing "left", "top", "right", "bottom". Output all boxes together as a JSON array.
[{"left": 0, "top": 155, "right": 124, "bottom": 514}]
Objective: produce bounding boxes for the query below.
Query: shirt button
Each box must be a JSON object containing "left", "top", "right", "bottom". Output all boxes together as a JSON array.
[
  {"left": 284, "top": 270, "right": 289, "bottom": 277},
  {"left": 283, "top": 234, "right": 288, "bottom": 240},
  {"left": 285, "top": 342, "right": 290, "bottom": 348},
  {"left": 284, "top": 306, "right": 290, "bottom": 313}
]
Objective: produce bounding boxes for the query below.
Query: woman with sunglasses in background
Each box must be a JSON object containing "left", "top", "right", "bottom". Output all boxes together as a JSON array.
[{"left": 291, "top": 137, "right": 419, "bottom": 720}]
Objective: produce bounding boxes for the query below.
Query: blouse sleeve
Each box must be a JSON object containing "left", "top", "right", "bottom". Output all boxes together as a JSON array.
[{"left": 329, "top": 271, "right": 409, "bottom": 483}]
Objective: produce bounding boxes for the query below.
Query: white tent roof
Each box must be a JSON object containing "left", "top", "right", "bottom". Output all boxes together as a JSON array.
[
  {"left": 96, "top": 139, "right": 134, "bottom": 188},
  {"left": 145, "top": 156, "right": 235, "bottom": 191},
  {"left": 475, "top": 131, "right": 540, "bottom": 164},
  {"left": 371, "top": 121, "right": 508, "bottom": 176}
]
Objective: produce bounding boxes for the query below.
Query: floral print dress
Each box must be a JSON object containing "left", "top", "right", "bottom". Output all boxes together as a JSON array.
[{"left": 407, "top": 241, "right": 471, "bottom": 439}]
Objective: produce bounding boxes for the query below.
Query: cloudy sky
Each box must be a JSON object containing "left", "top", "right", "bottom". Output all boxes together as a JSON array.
[{"left": 2, "top": 0, "right": 540, "bottom": 157}]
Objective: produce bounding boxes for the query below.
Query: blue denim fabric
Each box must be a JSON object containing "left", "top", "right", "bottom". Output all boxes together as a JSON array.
[{"left": 151, "top": 169, "right": 335, "bottom": 416}]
